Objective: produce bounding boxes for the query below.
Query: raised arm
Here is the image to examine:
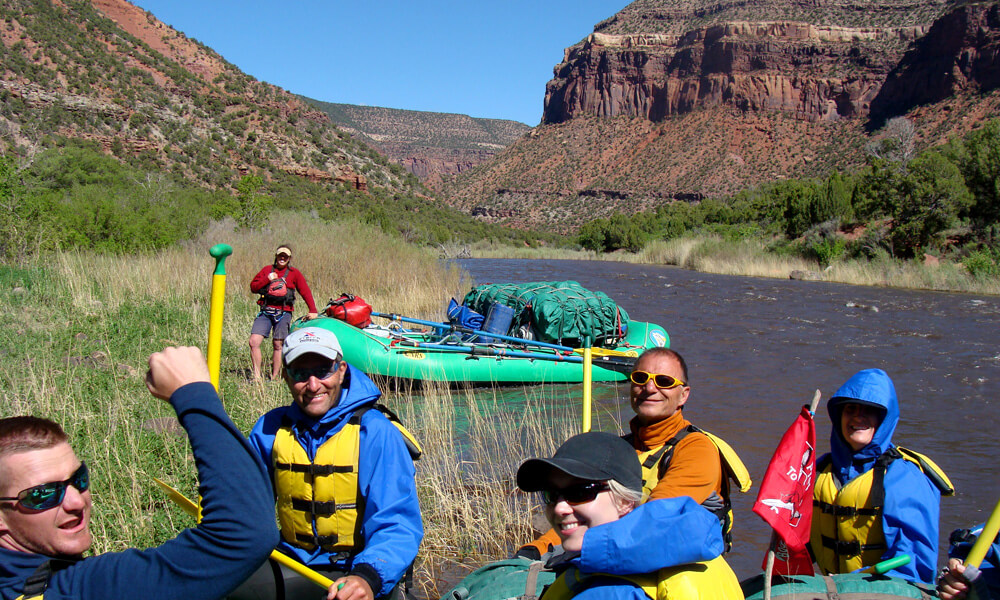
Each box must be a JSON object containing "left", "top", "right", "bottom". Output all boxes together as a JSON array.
[{"left": 52, "top": 347, "right": 279, "bottom": 600}]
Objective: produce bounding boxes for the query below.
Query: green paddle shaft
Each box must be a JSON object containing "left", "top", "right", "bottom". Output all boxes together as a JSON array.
[{"left": 858, "top": 554, "right": 911, "bottom": 574}]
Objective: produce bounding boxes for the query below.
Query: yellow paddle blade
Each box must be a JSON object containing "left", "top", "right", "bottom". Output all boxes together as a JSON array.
[
  {"left": 573, "top": 347, "right": 639, "bottom": 358},
  {"left": 152, "top": 477, "right": 200, "bottom": 518},
  {"left": 152, "top": 476, "right": 334, "bottom": 590}
]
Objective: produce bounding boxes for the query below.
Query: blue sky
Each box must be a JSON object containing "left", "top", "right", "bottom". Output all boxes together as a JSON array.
[{"left": 129, "top": 1, "right": 632, "bottom": 126}]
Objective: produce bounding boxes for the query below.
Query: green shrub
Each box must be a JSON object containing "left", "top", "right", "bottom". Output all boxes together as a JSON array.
[
  {"left": 963, "top": 248, "right": 1000, "bottom": 280},
  {"left": 810, "top": 237, "right": 846, "bottom": 266}
]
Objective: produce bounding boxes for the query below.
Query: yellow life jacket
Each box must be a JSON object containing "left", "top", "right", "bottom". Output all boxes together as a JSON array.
[
  {"left": 539, "top": 556, "right": 745, "bottom": 600},
  {"left": 272, "top": 404, "right": 422, "bottom": 554},
  {"left": 810, "top": 446, "right": 954, "bottom": 575},
  {"left": 273, "top": 416, "right": 362, "bottom": 553},
  {"left": 630, "top": 425, "right": 752, "bottom": 551}
]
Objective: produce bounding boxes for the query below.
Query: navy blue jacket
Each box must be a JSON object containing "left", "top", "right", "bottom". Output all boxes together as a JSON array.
[{"left": 0, "top": 382, "right": 279, "bottom": 600}]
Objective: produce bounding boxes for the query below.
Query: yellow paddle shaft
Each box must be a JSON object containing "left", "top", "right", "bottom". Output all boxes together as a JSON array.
[
  {"left": 206, "top": 244, "right": 232, "bottom": 391},
  {"left": 152, "top": 478, "right": 334, "bottom": 590},
  {"left": 207, "top": 273, "right": 226, "bottom": 390},
  {"left": 965, "top": 498, "right": 1000, "bottom": 568},
  {"left": 582, "top": 347, "right": 592, "bottom": 432}
]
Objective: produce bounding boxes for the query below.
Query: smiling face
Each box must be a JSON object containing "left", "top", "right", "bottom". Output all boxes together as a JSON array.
[
  {"left": 630, "top": 352, "right": 690, "bottom": 425},
  {"left": 839, "top": 402, "right": 881, "bottom": 452},
  {"left": 543, "top": 471, "right": 630, "bottom": 552},
  {"left": 284, "top": 353, "right": 348, "bottom": 419},
  {"left": 0, "top": 442, "right": 92, "bottom": 558}
]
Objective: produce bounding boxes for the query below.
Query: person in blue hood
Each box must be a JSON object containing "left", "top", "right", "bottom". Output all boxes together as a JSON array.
[
  {"left": 241, "top": 327, "right": 422, "bottom": 600},
  {"left": 809, "top": 368, "right": 952, "bottom": 584}
]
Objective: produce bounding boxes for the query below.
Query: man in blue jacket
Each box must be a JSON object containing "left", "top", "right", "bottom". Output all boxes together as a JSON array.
[
  {"left": 809, "top": 368, "right": 952, "bottom": 584},
  {"left": 0, "top": 346, "right": 278, "bottom": 600},
  {"left": 247, "top": 327, "right": 422, "bottom": 600}
]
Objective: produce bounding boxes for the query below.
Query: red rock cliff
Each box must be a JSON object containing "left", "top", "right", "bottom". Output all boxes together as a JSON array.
[{"left": 543, "top": 22, "right": 928, "bottom": 125}]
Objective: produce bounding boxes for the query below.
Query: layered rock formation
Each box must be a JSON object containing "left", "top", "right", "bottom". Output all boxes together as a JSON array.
[
  {"left": 871, "top": 2, "right": 1000, "bottom": 127},
  {"left": 543, "top": 22, "right": 927, "bottom": 125},
  {"left": 438, "top": 0, "right": 1000, "bottom": 231}
]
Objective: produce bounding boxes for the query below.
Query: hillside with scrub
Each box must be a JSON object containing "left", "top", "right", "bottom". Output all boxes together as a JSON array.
[{"left": 0, "top": 0, "right": 559, "bottom": 252}]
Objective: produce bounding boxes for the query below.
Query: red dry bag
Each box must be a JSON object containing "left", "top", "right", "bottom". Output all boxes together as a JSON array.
[{"left": 325, "top": 293, "right": 373, "bottom": 328}]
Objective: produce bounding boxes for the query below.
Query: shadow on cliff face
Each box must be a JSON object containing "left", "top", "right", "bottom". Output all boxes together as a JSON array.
[{"left": 868, "top": 3, "right": 1000, "bottom": 132}]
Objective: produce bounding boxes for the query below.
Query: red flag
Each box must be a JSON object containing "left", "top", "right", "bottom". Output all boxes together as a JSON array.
[{"left": 752, "top": 404, "right": 817, "bottom": 576}]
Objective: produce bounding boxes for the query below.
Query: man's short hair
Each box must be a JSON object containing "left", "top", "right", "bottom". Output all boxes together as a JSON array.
[
  {"left": 0, "top": 416, "right": 68, "bottom": 458},
  {"left": 0, "top": 417, "right": 68, "bottom": 485},
  {"left": 636, "top": 347, "right": 689, "bottom": 383}
]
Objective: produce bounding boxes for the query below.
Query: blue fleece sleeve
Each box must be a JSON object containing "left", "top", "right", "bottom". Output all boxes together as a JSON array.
[
  {"left": 881, "top": 460, "right": 941, "bottom": 584},
  {"left": 352, "top": 411, "right": 423, "bottom": 596},
  {"left": 248, "top": 409, "right": 281, "bottom": 484},
  {"left": 50, "top": 382, "right": 280, "bottom": 600},
  {"left": 579, "top": 497, "right": 724, "bottom": 575}
]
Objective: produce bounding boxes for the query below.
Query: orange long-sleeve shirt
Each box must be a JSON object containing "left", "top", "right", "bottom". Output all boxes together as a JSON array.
[
  {"left": 519, "top": 410, "right": 723, "bottom": 557},
  {"left": 631, "top": 409, "right": 723, "bottom": 503}
]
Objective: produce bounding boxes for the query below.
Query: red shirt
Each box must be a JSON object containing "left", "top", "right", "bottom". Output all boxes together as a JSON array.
[{"left": 250, "top": 265, "right": 318, "bottom": 313}]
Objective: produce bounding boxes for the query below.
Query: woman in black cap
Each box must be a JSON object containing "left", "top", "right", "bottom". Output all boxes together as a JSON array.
[{"left": 517, "top": 431, "right": 743, "bottom": 599}]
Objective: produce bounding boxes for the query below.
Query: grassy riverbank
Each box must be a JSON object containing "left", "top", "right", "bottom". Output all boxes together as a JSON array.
[
  {"left": 1, "top": 212, "right": 572, "bottom": 598},
  {"left": 445, "top": 235, "right": 1000, "bottom": 295}
]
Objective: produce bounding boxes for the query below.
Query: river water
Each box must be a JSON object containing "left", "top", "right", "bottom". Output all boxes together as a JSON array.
[{"left": 450, "top": 258, "right": 1000, "bottom": 582}]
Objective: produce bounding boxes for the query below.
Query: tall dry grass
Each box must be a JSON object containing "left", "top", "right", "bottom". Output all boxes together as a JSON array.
[
  {"left": 391, "top": 383, "right": 579, "bottom": 598},
  {"left": 0, "top": 213, "right": 589, "bottom": 598}
]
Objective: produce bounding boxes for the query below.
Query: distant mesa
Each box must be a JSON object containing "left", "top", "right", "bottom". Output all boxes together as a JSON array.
[{"left": 301, "top": 98, "right": 532, "bottom": 179}]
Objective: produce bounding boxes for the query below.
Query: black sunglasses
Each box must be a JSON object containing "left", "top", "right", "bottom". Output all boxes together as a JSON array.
[
  {"left": 0, "top": 462, "right": 89, "bottom": 511},
  {"left": 286, "top": 361, "right": 340, "bottom": 382},
  {"left": 629, "top": 370, "right": 686, "bottom": 389},
  {"left": 541, "top": 481, "right": 609, "bottom": 506}
]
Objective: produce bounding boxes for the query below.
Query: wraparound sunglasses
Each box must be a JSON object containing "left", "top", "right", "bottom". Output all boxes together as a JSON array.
[
  {"left": 629, "top": 370, "right": 686, "bottom": 389},
  {"left": 541, "top": 481, "right": 610, "bottom": 505},
  {"left": 0, "top": 462, "right": 89, "bottom": 511}
]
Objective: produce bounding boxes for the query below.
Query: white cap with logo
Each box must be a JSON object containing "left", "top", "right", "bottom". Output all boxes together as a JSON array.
[{"left": 282, "top": 327, "right": 343, "bottom": 365}]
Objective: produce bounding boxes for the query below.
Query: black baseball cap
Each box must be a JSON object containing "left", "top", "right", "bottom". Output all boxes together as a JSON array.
[{"left": 517, "top": 431, "right": 642, "bottom": 492}]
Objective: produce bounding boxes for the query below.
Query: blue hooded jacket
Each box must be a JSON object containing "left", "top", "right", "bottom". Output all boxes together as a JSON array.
[
  {"left": 820, "top": 368, "right": 941, "bottom": 584},
  {"left": 249, "top": 365, "right": 422, "bottom": 597}
]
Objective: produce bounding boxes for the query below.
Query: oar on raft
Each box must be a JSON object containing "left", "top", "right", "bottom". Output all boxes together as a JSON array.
[
  {"left": 391, "top": 338, "right": 636, "bottom": 373},
  {"left": 371, "top": 312, "right": 637, "bottom": 358}
]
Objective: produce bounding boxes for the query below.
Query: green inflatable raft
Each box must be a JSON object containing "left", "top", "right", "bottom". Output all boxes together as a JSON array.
[
  {"left": 741, "top": 572, "right": 938, "bottom": 599},
  {"left": 294, "top": 315, "right": 668, "bottom": 385},
  {"left": 293, "top": 282, "right": 669, "bottom": 385}
]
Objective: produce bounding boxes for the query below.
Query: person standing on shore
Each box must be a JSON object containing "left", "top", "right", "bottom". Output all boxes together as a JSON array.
[{"left": 248, "top": 244, "right": 318, "bottom": 380}]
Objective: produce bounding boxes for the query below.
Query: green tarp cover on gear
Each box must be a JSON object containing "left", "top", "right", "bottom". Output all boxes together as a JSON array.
[
  {"left": 461, "top": 281, "right": 629, "bottom": 348},
  {"left": 741, "top": 573, "right": 936, "bottom": 600},
  {"left": 442, "top": 558, "right": 554, "bottom": 600}
]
